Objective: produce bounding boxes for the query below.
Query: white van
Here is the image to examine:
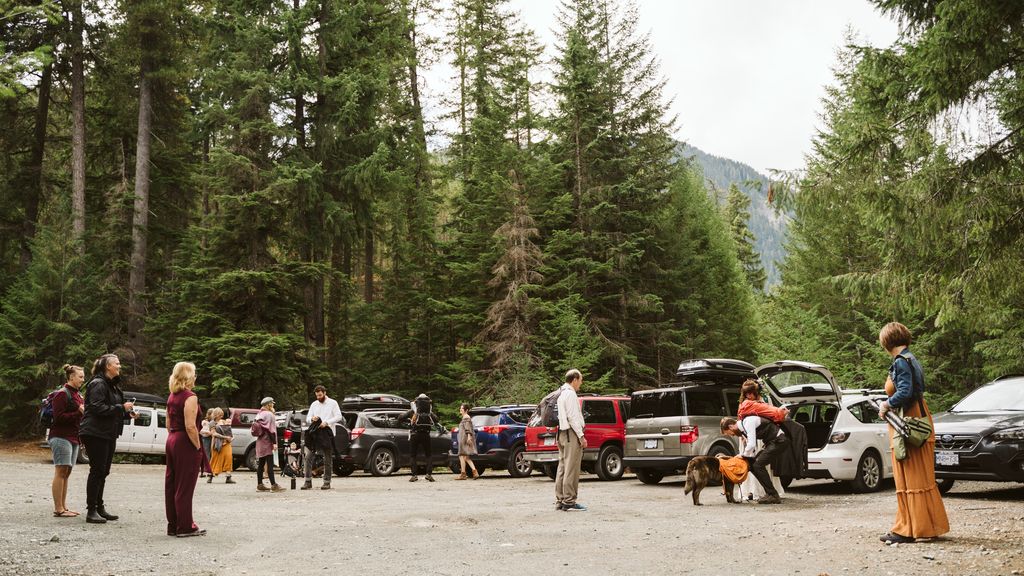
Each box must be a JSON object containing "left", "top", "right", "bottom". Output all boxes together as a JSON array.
[{"left": 116, "top": 406, "right": 168, "bottom": 455}]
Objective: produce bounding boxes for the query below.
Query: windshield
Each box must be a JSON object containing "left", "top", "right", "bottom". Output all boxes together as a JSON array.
[{"left": 952, "top": 377, "right": 1024, "bottom": 412}]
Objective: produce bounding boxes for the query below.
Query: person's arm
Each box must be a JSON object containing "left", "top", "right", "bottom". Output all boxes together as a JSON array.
[
  {"left": 885, "top": 357, "right": 914, "bottom": 410},
  {"left": 200, "top": 421, "right": 211, "bottom": 437},
  {"left": 564, "top": 391, "right": 585, "bottom": 440},
  {"left": 396, "top": 409, "right": 413, "bottom": 423},
  {"left": 52, "top": 389, "right": 78, "bottom": 426},
  {"left": 306, "top": 404, "right": 317, "bottom": 424},
  {"left": 323, "top": 399, "right": 343, "bottom": 427},
  {"left": 184, "top": 396, "right": 200, "bottom": 450},
  {"left": 741, "top": 417, "right": 759, "bottom": 457}
]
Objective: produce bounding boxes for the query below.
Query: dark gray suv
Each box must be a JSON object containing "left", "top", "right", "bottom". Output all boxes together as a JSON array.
[{"left": 349, "top": 409, "right": 452, "bottom": 476}]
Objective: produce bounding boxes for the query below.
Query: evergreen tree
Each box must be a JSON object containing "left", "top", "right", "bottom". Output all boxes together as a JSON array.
[{"left": 722, "top": 183, "right": 766, "bottom": 292}]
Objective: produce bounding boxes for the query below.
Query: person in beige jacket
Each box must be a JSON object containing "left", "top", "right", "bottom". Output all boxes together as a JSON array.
[{"left": 555, "top": 369, "right": 587, "bottom": 511}]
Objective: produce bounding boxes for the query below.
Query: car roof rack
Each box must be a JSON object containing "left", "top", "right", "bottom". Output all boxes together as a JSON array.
[
  {"left": 842, "top": 388, "right": 887, "bottom": 395},
  {"left": 994, "top": 374, "right": 1024, "bottom": 381}
]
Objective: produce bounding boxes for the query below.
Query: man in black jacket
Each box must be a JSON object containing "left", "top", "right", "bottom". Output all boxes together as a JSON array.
[
  {"left": 398, "top": 394, "right": 437, "bottom": 483},
  {"left": 79, "top": 354, "right": 135, "bottom": 524},
  {"left": 721, "top": 416, "right": 789, "bottom": 504}
]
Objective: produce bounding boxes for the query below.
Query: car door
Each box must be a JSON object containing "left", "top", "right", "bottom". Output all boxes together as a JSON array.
[
  {"left": 430, "top": 421, "right": 451, "bottom": 466},
  {"left": 582, "top": 399, "right": 617, "bottom": 456},
  {"left": 389, "top": 413, "right": 413, "bottom": 466},
  {"left": 151, "top": 410, "right": 168, "bottom": 455},
  {"left": 127, "top": 408, "right": 154, "bottom": 453},
  {"left": 847, "top": 399, "right": 893, "bottom": 476}
]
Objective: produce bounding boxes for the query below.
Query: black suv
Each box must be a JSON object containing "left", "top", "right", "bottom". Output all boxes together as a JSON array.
[
  {"left": 276, "top": 409, "right": 356, "bottom": 477},
  {"left": 349, "top": 409, "right": 452, "bottom": 476},
  {"left": 933, "top": 375, "right": 1024, "bottom": 493}
]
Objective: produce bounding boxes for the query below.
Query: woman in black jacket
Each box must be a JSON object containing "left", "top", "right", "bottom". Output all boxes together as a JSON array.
[{"left": 79, "top": 354, "right": 134, "bottom": 524}]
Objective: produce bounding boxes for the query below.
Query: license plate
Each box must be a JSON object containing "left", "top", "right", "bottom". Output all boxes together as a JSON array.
[
  {"left": 643, "top": 439, "right": 659, "bottom": 449},
  {"left": 935, "top": 451, "right": 958, "bottom": 466},
  {"left": 542, "top": 437, "right": 555, "bottom": 446}
]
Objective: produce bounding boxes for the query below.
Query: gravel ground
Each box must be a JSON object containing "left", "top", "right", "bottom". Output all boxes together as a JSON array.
[{"left": 2, "top": 445, "right": 1023, "bottom": 576}]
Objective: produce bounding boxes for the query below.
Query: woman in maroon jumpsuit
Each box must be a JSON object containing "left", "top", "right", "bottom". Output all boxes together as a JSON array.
[{"left": 165, "top": 361, "right": 205, "bottom": 537}]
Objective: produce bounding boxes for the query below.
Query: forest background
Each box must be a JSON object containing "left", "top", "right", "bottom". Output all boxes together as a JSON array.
[{"left": 1, "top": 0, "right": 1022, "bottom": 434}]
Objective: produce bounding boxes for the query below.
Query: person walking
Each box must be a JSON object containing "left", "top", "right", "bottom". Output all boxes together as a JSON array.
[
  {"left": 720, "top": 414, "right": 789, "bottom": 505},
  {"left": 555, "top": 369, "right": 587, "bottom": 511},
  {"left": 207, "top": 408, "right": 235, "bottom": 484},
  {"left": 199, "top": 408, "right": 214, "bottom": 479},
  {"left": 79, "top": 353, "right": 133, "bottom": 524},
  {"left": 876, "top": 321, "right": 949, "bottom": 544},
  {"left": 401, "top": 394, "right": 438, "bottom": 482},
  {"left": 164, "top": 362, "right": 205, "bottom": 537},
  {"left": 254, "top": 397, "right": 285, "bottom": 492},
  {"left": 455, "top": 403, "right": 479, "bottom": 480},
  {"left": 302, "top": 385, "right": 341, "bottom": 490},
  {"left": 48, "top": 364, "right": 85, "bottom": 518}
]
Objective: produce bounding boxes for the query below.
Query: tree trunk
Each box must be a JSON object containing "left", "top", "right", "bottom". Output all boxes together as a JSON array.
[
  {"left": 363, "top": 226, "right": 373, "bottom": 303},
  {"left": 20, "top": 58, "right": 53, "bottom": 268},
  {"left": 128, "top": 67, "right": 153, "bottom": 349},
  {"left": 70, "top": 0, "right": 87, "bottom": 245}
]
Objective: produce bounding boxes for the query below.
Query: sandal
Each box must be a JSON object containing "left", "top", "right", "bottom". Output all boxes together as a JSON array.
[{"left": 53, "top": 510, "right": 77, "bottom": 518}]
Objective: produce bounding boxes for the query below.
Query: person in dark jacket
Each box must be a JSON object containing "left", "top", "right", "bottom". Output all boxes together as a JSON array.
[
  {"left": 49, "top": 364, "right": 85, "bottom": 517},
  {"left": 721, "top": 416, "right": 789, "bottom": 504},
  {"left": 399, "top": 394, "right": 437, "bottom": 482},
  {"left": 79, "top": 353, "right": 134, "bottom": 524}
]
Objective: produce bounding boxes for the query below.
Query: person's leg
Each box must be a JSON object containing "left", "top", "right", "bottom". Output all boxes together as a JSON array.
[
  {"left": 51, "top": 466, "right": 65, "bottom": 513},
  {"left": 165, "top": 436, "right": 178, "bottom": 533},
  {"left": 80, "top": 436, "right": 106, "bottom": 513},
  {"left": 322, "top": 446, "right": 332, "bottom": 487},
  {"left": 409, "top": 433, "right": 423, "bottom": 479},
  {"left": 174, "top": 442, "right": 201, "bottom": 534},
  {"left": 554, "top": 432, "right": 567, "bottom": 506},
  {"left": 257, "top": 454, "right": 266, "bottom": 485},
  {"left": 60, "top": 466, "right": 73, "bottom": 512},
  {"left": 562, "top": 433, "right": 583, "bottom": 507},
  {"left": 97, "top": 438, "right": 115, "bottom": 511},
  {"left": 266, "top": 455, "right": 278, "bottom": 486},
  {"left": 751, "top": 438, "right": 789, "bottom": 498},
  {"left": 423, "top": 433, "right": 433, "bottom": 479}
]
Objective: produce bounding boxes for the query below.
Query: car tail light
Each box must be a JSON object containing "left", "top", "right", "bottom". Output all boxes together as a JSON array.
[
  {"left": 481, "top": 425, "right": 509, "bottom": 434},
  {"left": 829, "top": 432, "right": 850, "bottom": 444},
  {"left": 283, "top": 429, "right": 292, "bottom": 442},
  {"left": 679, "top": 425, "right": 698, "bottom": 443},
  {"left": 451, "top": 427, "right": 458, "bottom": 433},
  {"left": 350, "top": 427, "right": 365, "bottom": 441}
]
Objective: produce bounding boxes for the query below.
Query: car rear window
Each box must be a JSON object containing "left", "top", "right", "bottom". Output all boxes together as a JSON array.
[
  {"left": 684, "top": 389, "right": 727, "bottom": 416},
  {"left": 848, "top": 401, "right": 885, "bottom": 424},
  {"left": 582, "top": 400, "right": 616, "bottom": 424},
  {"left": 505, "top": 410, "right": 533, "bottom": 424},
  {"left": 471, "top": 413, "right": 500, "bottom": 427},
  {"left": 631, "top": 390, "right": 683, "bottom": 418},
  {"left": 364, "top": 413, "right": 395, "bottom": 428}
]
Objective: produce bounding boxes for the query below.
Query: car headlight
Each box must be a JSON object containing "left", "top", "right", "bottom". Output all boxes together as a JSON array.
[
  {"left": 829, "top": 432, "right": 850, "bottom": 444},
  {"left": 990, "top": 427, "right": 1024, "bottom": 442}
]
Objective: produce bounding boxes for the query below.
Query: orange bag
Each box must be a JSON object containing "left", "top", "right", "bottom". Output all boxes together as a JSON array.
[{"left": 719, "top": 456, "right": 749, "bottom": 484}]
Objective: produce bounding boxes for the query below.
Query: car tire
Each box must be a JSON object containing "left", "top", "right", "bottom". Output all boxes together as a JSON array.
[
  {"left": 849, "top": 450, "right": 883, "bottom": 493},
  {"left": 76, "top": 446, "right": 89, "bottom": 465},
  {"left": 706, "top": 443, "right": 734, "bottom": 459},
  {"left": 779, "top": 475, "right": 793, "bottom": 489},
  {"left": 507, "top": 444, "right": 532, "bottom": 478},
  {"left": 635, "top": 469, "right": 664, "bottom": 485},
  {"left": 595, "top": 445, "right": 624, "bottom": 481},
  {"left": 244, "top": 446, "right": 258, "bottom": 472},
  {"left": 937, "top": 478, "right": 955, "bottom": 494},
  {"left": 450, "top": 463, "right": 461, "bottom": 475},
  {"left": 369, "top": 447, "right": 398, "bottom": 477},
  {"left": 543, "top": 463, "right": 557, "bottom": 480},
  {"left": 334, "top": 462, "right": 355, "bottom": 477}
]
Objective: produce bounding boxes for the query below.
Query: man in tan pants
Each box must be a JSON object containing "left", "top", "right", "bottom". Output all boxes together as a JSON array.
[{"left": 555, "top": 369, "right": 587, "bottom": 511}]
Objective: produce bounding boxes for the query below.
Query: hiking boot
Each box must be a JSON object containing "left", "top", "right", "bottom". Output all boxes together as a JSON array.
[
  {"left": 321, "top": 484, "right": 331, "bottom": 490},
  {"left": 96, "top": 506, "right": 118, "bottom": 521},
  {"left": 455, "top": 473, "right": 467, "bottom": 480},
  {"left": 224, "top": 476, "right": 236, "bottom": 484},
  {"left": 271, "top": 484, "right": 286, "bottom": 493},
  {"left": 472, "top": 469, "right": 479, "bottom": 479},
  {"left": 425, "top": 475, "right": 435, "bottom": 482},
  {"left": 257, "top": 483, "right": 269, "bottom": 492},
  {"left": 755, "top": 495, "right": 782, "bottom": 505},
  {"left": 300, "top": 482, "right": 313, "bottom": 490},
  {"left": 85, "top": 509, "right": 107, "bottom": 524},
  {"left": 207, "top": 476, "right": 213, "bottom": 483},
  {"left": 409, "top": 475, "right": 418, "bottom": 482}
]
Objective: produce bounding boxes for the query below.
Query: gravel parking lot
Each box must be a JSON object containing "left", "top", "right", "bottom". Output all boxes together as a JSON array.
[{"left": 2, "top": 445, "right": 1023, "bottom": 576}]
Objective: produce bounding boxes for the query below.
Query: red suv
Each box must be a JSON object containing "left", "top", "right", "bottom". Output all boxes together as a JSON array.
[{"left": 523, "top": 394, "right": 630, "bottom": 481}]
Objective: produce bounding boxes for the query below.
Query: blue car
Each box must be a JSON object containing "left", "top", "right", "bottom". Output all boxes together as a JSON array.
[{"left": 449, "top": 405, "right": 536, "bottom": 477}]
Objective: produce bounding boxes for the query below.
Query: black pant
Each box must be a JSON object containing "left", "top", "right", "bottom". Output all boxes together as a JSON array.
[
  {"left": 410, "top": 431, "right": 432, "bottom": 476},
  {"left": 81, "top": 435, "right": 115, "bottom": 509},
  {"left": 750, "top": 435, "right": 790, "bottom": 498},
  {"left": 257, "top": 454, "right": 276, "bottom": 485}
]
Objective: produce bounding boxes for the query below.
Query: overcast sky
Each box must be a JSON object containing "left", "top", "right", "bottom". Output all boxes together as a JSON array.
[{"left": 424, "top": 0, "right": 901, "bottom": 175}]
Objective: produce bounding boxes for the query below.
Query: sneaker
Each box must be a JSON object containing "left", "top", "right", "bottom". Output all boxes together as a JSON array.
[
  {"left": 257, "top": 484, "right": 269, "bottom": 492},
  {"left": 563, "top": 503, "right": 587, "bottom": 512},
  {"left": 425, "top": 475, "right": 435, "bottom": 482},
  {"left": 176, "top": 528, "right": 207, "bottom": 538},
  {"left": 300, "top": 482, "right": 313, "bottom": 490},
  {"left": 880, "top": 533, "right": 916, "bottom": 544},
  {"left": 409, "top": 476, "right": 418, "bottom": 482},
  {"left": 207, "top": 476, "right": 213, "bottom": 484},
  {"left": 554, "top": 502, "right": 565, "bottom": 511},
  {"left": 224, "top": 477, "right": 236, "bottom": 484},
  {"left": 271, "top": 484, "right": 286, "bottom": 493},
  {"left": 320, "top": 484, "right": 331, "bottom": 490},
  {"left": 754, "top": 495, "right": 781, "bottom": 505}
]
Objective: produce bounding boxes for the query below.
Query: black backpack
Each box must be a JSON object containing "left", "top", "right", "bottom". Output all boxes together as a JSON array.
[
  {"left": 538, "top": 387, "right": 562, "bottom": 428},
  {"left": 412, "top": 396, "right": 435, "bottom": 431}
]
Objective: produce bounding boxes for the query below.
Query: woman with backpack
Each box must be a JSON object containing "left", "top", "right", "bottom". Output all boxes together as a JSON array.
[
  {"left": 80, "top": 353, "right": 134, "bottom": 524},
  {"left": 48, "top": 364, "right": 85, "bottom": 517}
]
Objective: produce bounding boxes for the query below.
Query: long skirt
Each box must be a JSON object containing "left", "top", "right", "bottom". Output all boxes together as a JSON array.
[
  {"left": 209, "top": 444, "right": 233, "bottom": 476},
  {"left": 888, "top": 398, "right": 949, "bottom": 538}
]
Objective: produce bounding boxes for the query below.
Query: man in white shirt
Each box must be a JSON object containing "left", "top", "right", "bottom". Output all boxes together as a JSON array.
[
  {"left": 720, "top": 415, "right": 788, "bottom": 504},
  {"left": 555, "top": 369, "right": 588, "bottom": 511},
  {"left": 302, "top": 385, "right": 342, "bottom": 490}
]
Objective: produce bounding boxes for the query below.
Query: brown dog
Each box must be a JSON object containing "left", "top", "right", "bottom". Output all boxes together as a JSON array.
[{"left": 682, "top": 455, "right": 737, "bottom": 505}]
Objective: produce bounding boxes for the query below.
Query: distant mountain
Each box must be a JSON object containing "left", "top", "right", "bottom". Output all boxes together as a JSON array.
[{"left": 678, "top": 143, "right": 787, "bottom": 287}]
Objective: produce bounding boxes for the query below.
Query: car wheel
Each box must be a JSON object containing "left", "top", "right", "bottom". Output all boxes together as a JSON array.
[
  {"left": 543, "top": 463, "right": 557, "bottom": 480},
  {"left": 595, "top": 445, "right": 624, "bottom": 481},
  {"left": 707, "top": 443, "right": 734, "bottom": 459},
  {"left": 369, "top": 447, "right": 397, "bottom": 477},
  {"left": 334, "top": 462, "right": 355, "bottom": 477},
  {"left": 507, "top": 445, "right": 532, "bottom": 478},
  {"left": 76, "top": 446, "right": 89, "bottom": 465},
  {"left": 850, "top": 451, "right": 883, "bottom": 493},
  {"left": 635, "top": 469, "right": 664, "bottom": 485},
  {"left": 244, "top": 446, "right": 258, "bottom": 472},
  {"left": 936, "top": 478, "right": 955, "bottom": 494},
  {"left": 779, "top": 475, "right": 793, "bottom": 489},
  {"left": 450, "top": 463, "right": 461, "bottom": 475}
]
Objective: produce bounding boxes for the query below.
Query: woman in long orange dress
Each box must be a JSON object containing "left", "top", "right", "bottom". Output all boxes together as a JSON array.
[
  {"left": 877, "top": 322, "right": 949, "bottom": 544},
  {"left": 206, "top": 408, "right": 235, "bottom": 484}
]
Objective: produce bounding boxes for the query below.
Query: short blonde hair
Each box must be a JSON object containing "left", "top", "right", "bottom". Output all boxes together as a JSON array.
[{"left": 168, "top": 362, "right": 196, "bottom": 394}]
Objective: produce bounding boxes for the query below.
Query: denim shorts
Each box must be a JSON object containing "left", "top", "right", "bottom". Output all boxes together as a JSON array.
[{"left": 49, "top": 437, "right": 80, "bottom": 467}]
